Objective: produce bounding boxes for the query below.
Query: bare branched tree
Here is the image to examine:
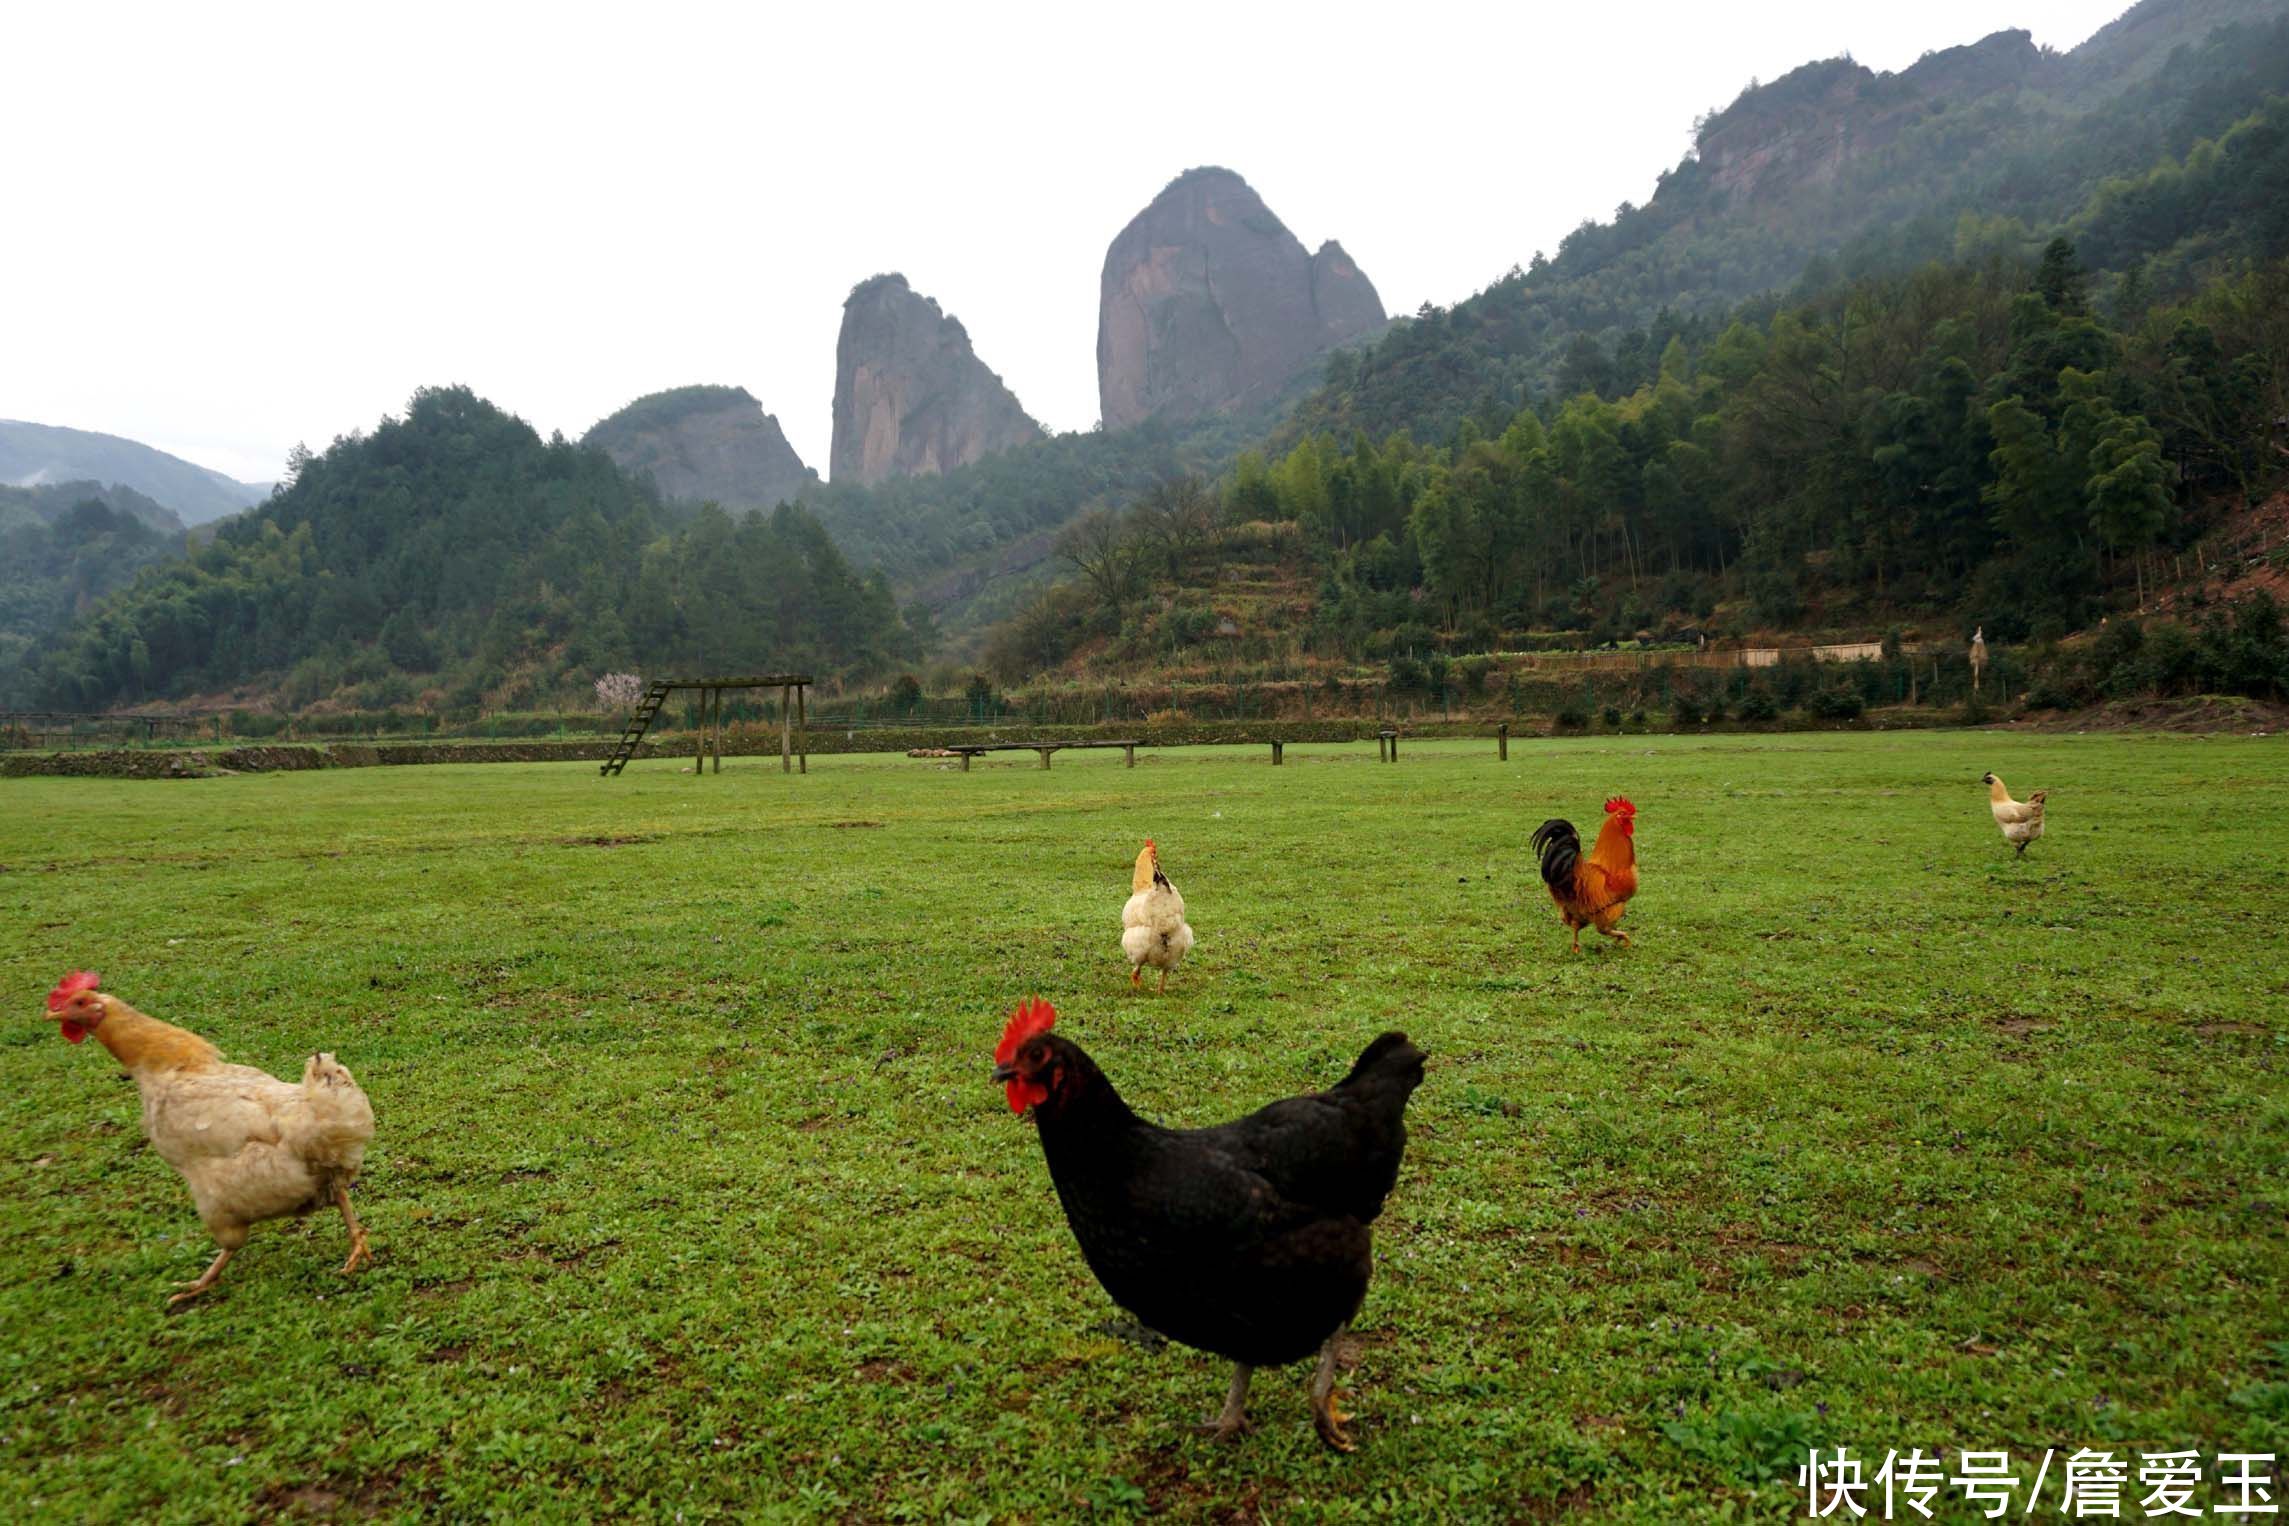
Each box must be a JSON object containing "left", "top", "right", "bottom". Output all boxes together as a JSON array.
[
  {"left": 1132, "top": 476, "right": 1218, "bottom": 578},
  {"left": 1056, "top": 509, "right": 1146, "bottom": 618}
]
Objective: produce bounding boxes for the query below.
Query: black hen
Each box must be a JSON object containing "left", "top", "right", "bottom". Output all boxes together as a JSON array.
[{"left": 992, "top": 999, "right": 1426, "bottom": 1450}]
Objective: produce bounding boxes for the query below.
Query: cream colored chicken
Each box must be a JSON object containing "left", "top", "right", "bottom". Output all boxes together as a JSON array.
[
  {"left": 1120, "top": 839, "right": 1195, "bottom": 993},
  {"left": 45, "top": 972, "right": 375, "bottom": 1308},
  {"left": 1983, "top": 772, "right": 2048, "bottom": 857}
]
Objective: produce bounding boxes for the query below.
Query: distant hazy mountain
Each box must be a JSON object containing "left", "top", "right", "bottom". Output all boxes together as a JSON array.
[{"left": 0, "top": 421, "right": 270, "bottom": 527}]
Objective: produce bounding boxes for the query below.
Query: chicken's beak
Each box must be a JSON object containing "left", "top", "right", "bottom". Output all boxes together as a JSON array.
[{"left": 990, "top": 1061, "right": 1019, "bottom": 1084}]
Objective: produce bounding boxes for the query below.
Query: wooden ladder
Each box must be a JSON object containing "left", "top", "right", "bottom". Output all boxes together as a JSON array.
[{"left": 600, "top": 680, "right": 671, "bottom": 776}]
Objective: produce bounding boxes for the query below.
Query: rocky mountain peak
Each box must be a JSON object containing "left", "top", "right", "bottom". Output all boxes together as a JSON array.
[
  {"left": 582, "top": 385, "right": 817, "bottom": 510},
  {"left": 1096, "top": 167, "right": 1385, "bottom": 432},
  {"left": 831, "top": 274, "right": 1042, "bottom": 486}
]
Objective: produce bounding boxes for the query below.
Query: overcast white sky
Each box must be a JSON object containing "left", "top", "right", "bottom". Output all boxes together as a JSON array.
[{"left": 3, "top": 0, "right": 2125, "bottom": 486}]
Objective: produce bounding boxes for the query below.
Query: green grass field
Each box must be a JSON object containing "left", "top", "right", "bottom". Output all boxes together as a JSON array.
[{"left": 2, "top": 734, "right": 2284, "bottom": 1522}]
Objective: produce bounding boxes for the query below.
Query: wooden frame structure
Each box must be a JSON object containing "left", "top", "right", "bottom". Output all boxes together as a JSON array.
[{"left": 599, "top": 674, "right": 812, "bottom": 777}]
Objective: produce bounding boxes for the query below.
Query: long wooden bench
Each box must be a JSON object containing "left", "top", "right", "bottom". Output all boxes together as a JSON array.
[{"left": 943, "top": 740, "right": 1143, "bottom": 770}]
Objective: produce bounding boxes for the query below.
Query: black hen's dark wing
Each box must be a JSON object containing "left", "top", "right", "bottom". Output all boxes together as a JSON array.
[{"left": 1189, "top": 1032, "right": 1426, "bottom": 1226}]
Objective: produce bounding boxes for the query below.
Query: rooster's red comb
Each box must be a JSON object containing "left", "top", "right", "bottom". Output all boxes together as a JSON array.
[
  {"left": 47, "top": 971, "right": 100, "bottom": 1013},
  {"left": 1604, "top": 797, "right": 1636, "bottom": 817},
  {"left": 995, "top": 996, "right": 1057, "bottom": 1065}
]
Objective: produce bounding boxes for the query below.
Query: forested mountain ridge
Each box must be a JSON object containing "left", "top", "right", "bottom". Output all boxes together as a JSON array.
[
  {"left": 15, "top": 388, "right": 919, "bottom": 711},
  {"left": 988, "top": 242, "right": 2289, "bottom": 698},
  {"left": 1, "top": 482, "right": 192, "bottom": 687},
  {"left": 789, "top": 0, "right": 2287, "bottom": 654},
  {"left": 0, "top": 420, "right": 269, "bottom": 527},
  {"left": 1282, "top": 0, "right": 2289, "bottom": 447}
]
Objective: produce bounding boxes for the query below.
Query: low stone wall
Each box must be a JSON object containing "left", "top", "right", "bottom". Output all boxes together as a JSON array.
[{"left": 1, "top": 708, "right": 1977, "bottom": 780}]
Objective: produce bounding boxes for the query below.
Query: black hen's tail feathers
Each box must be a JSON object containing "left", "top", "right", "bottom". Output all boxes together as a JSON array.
[
  {"left": 1341, "top": 1031, "right": 1427, "bottom": 1088},
  {"left": 1529, "top": 818, "right": 1581, "bottom": 892}
]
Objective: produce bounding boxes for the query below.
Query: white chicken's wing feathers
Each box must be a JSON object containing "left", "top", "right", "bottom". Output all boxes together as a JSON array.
[
  {"left": 1121, "top": 881, "right": 1195, "bottom": 972},
  {"left": 141, "top": 1053, "right": 374, "bottom": 1235}
]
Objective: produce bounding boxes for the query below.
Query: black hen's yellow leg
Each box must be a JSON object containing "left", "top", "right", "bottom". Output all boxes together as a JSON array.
[
  {"left": 336, "top": 1185, "right": 372, "bottom": 1275},
  {"left": 1194, "top": 1364, "right": 1252, "bottom": 1441},
  {"left": 167, "top": 1246, "right": 234, "bottom": 1310},
  {"left": 1310, "top": 1331, "right": 1356, "bottom": 1452}
]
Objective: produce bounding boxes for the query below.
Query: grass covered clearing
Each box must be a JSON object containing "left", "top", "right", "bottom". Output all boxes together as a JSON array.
[{"left": 1, "top": 733, "right": 2283, "bottom": 1522}]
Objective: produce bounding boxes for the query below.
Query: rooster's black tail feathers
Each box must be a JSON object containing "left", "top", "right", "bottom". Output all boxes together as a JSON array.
[{"left": 1529, "top": 818, "right": 1581, "bottom": 893}]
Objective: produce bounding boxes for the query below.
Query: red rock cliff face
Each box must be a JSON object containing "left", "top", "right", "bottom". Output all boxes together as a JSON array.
[
  {"left": 831, "top": 274, "right": 1042, "bottom": 486},
  {"left": 1097, "top": 167, "right": 1385, "bottom": 431}
]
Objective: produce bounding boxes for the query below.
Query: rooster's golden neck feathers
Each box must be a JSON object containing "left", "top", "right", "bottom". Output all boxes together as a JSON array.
[{"left": 1132, "top": 841, "right": 1163, "bottom": 893}]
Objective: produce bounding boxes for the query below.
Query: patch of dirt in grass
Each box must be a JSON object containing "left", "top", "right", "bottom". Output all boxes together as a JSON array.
[
  {"left": 1516, "top": 1480, "right": 1600, "bottom": 1518},
  {"left": 420, "top": 1343, "right": 469, "bottom": 1364},
  {"left": 262, "top": 1484, "right": 343, "bottom": 1518},
  {"left": 258, "top": 1458, "right": 430, "bottom": 1520},
  {"left": 2194, "top": 1021, "right": 2271, "bottom": 1037},
  {"left": 557, "top": 834, "right": 657, "bottom": 848},
  {"left": 825, "top": 820, "right": 886, "bottom": 829},
  {"left": 854, "top": 1358, "right": 916, "bottom": 1383},
  {"left": 1988, "top": 1015, "right": 2055, "bottom": 1035}
]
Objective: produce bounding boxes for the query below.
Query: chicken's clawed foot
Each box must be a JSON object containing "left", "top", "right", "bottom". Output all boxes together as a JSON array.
[
  {"left": 1310, "top": 1331, "right": 1357, "bottom": 1452},
  {"left": 336, "top": 1186, "right": 372, "bottom": 1275},
  {"left": 1312, "top": 1388, "right": 1357, "bottom": 1453},
  {"left": 1193, "top": 1365, "right": 1253, "bottom": 1442},
  {"left": 339, "top": 1228, "right": 372, "bottom": 1276},
  {"left": 165, "top": 1247, "right": 234, "bottom": 1311}
]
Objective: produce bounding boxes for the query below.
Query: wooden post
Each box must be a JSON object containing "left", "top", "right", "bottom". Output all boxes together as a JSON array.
[
  {"left": 780, "top": 684, "right": 792, "bottom": 773},
  {"left": 961, "top": 751, "right": 972, "bottom": 772},
  {"left": 693, "top": 688, "right": 704, "bottom": 776},
  {"left": 1498, "top": 722, "right": 1509, "bottom": 761},
  {"left": 710, "top": 688, "right": 723, "bottom": 774},
  {"left": 796, "top": 684, "right": 807, "bottom": 774},
  {"left": 1036, "top": 747, "right": 1053, "bottom": 769},
  {"left": 1272, "top": 740, "right": 1284, "bottom": 766},
  {"left": 1124, "top": 745, "right": 1135, "bottom": 767}
]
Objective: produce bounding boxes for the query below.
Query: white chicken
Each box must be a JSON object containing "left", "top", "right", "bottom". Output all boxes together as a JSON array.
[
  {"left": 1120, "top": 839, "right": 1195, "bottom": 994},
  {"left": 1983, "top": 771, "right": 2048, "bottom": 857},
  {"left": 46, "top": 972, "right": 376, "bottom": 1308}
]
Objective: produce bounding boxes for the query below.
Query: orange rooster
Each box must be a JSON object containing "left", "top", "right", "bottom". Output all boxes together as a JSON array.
[
  {"left": 1528, "top": 797, "right": 1639, "bottom": 952},
  {"left": 45, "top": 972, "right": 376, "bottom": 1308}
]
